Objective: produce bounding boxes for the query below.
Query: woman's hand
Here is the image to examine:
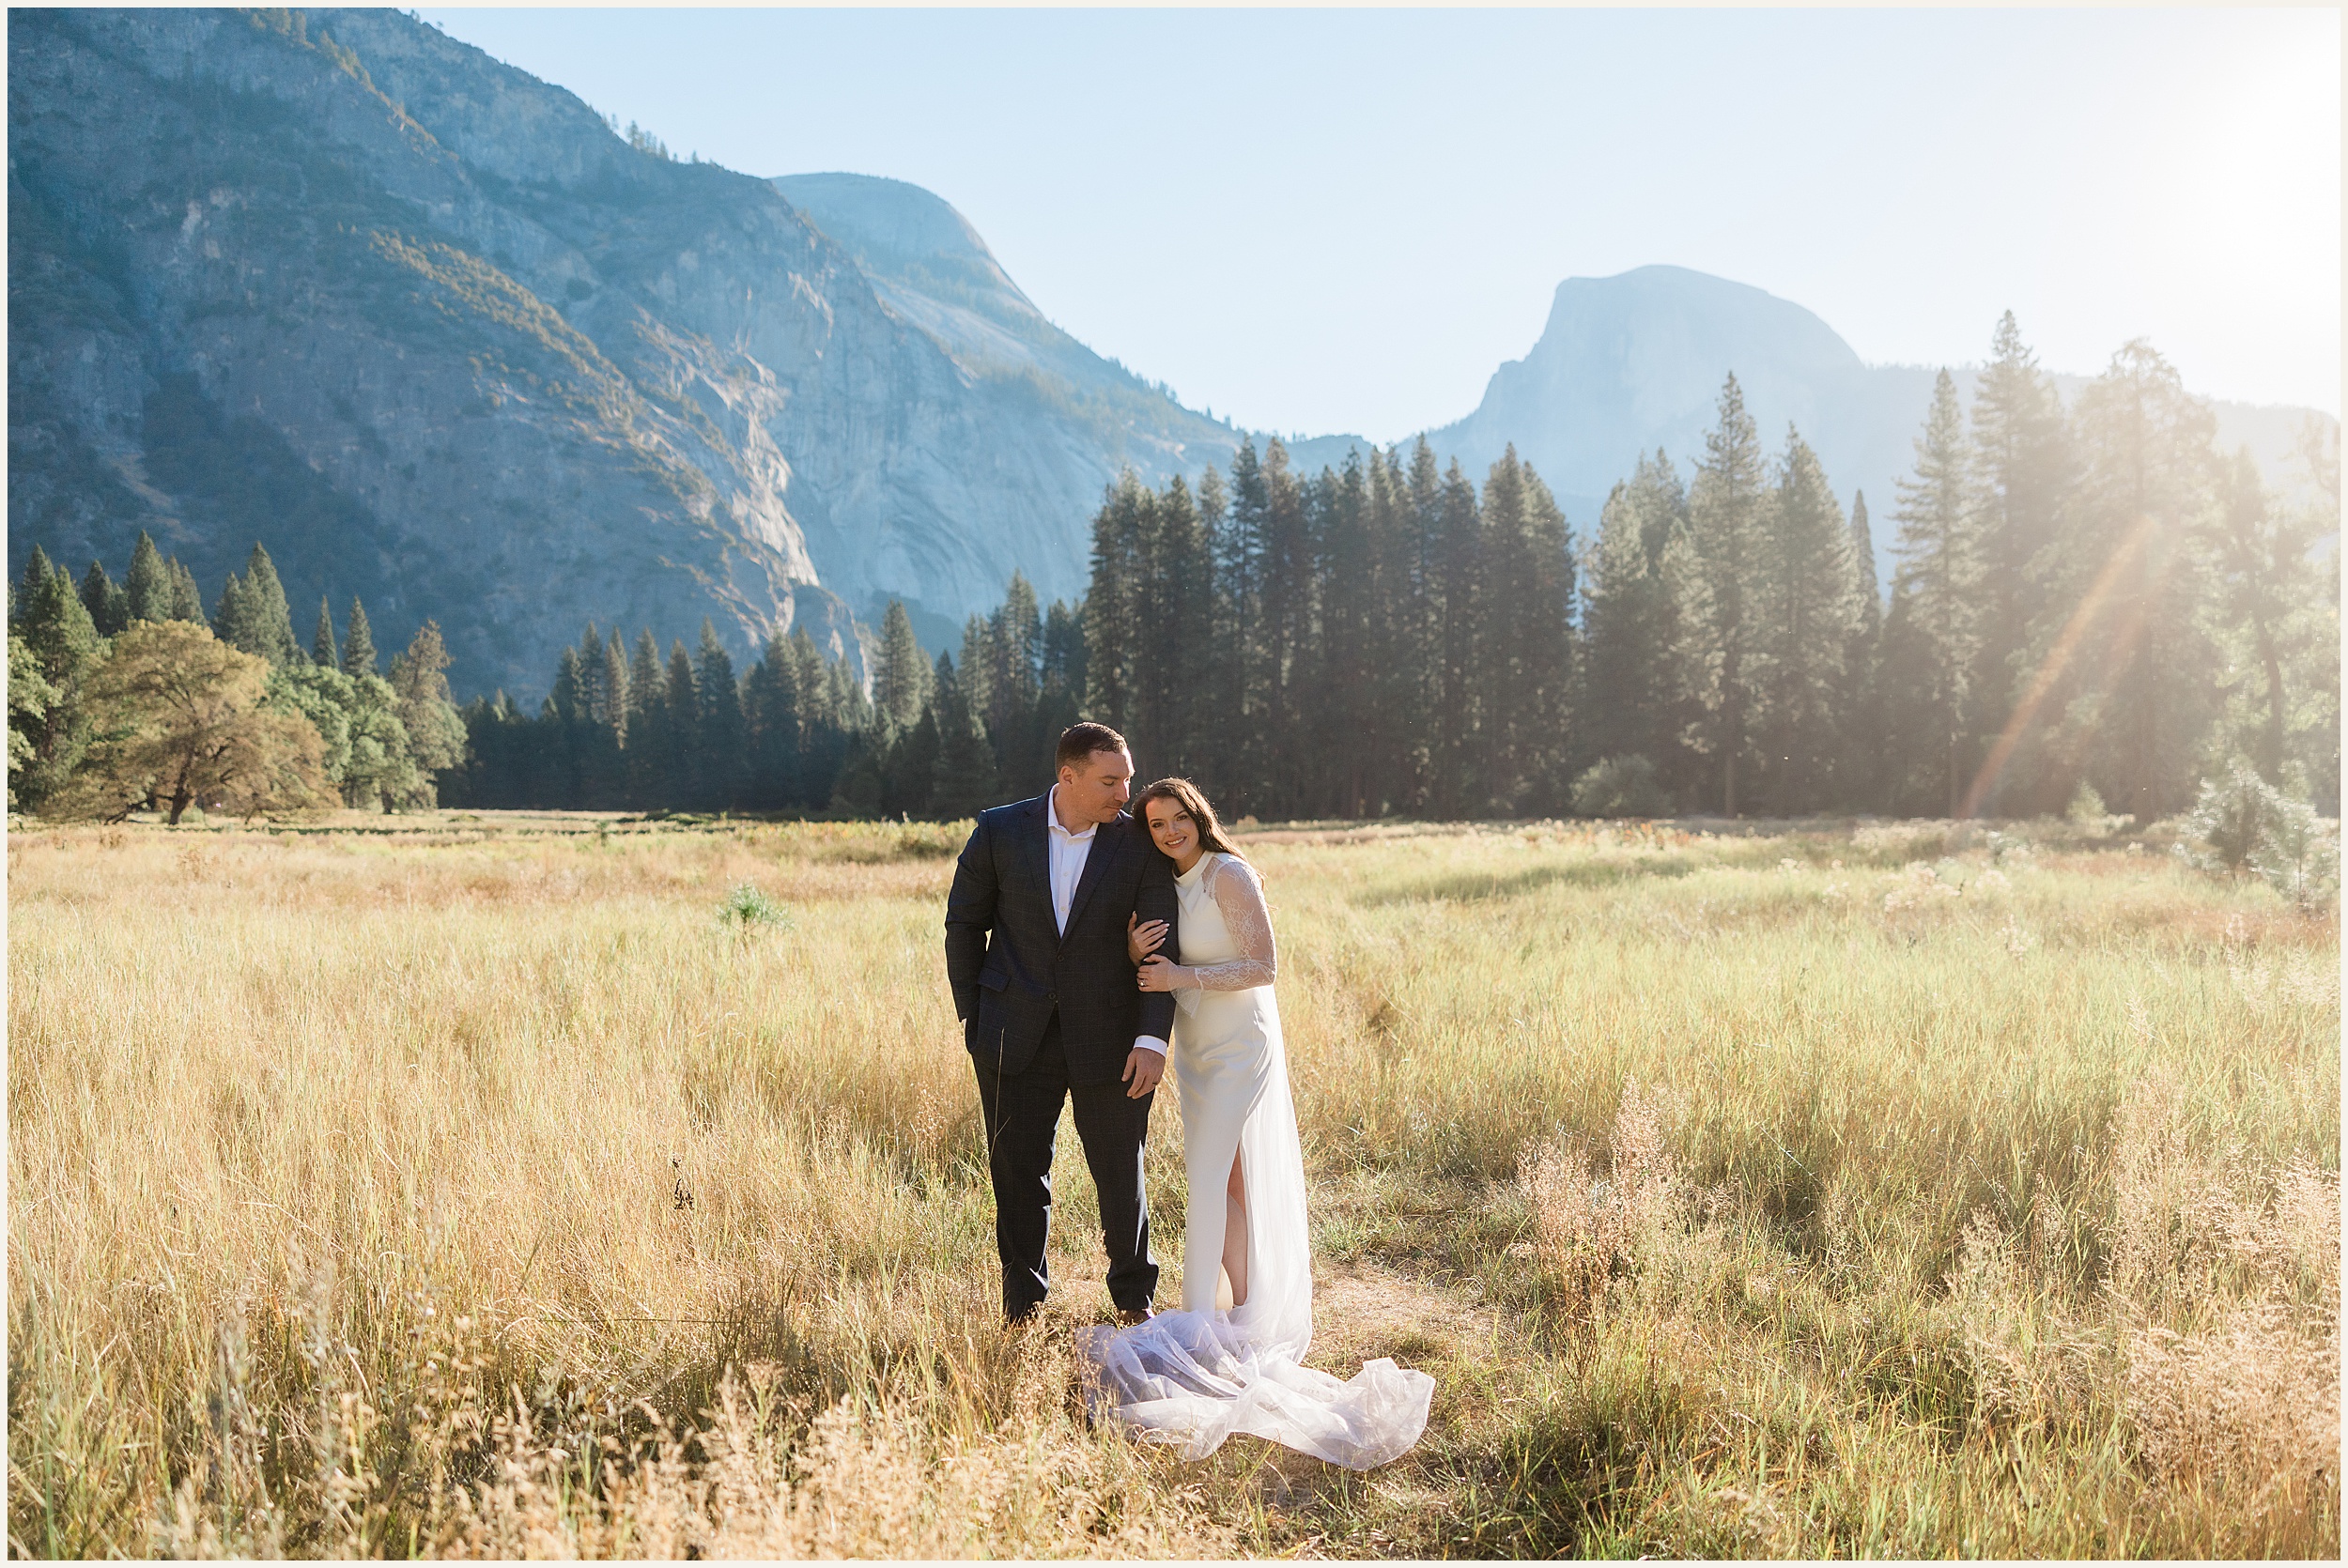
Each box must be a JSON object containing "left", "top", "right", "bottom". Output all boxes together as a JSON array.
[
  {"left": 1136, "top": 955, "right": 1184, "bottom": 992},
  {"left": 1126, "top": 914, "right": 1169, "bottom": 965}
]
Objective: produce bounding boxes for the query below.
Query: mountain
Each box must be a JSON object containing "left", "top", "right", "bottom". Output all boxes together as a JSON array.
[
  {"left": 7, "top": 8, "right": 1237, "bottom": 697},
  {"left": 769, "top": 172, "right": 1240, "bottom": 644},
  {"left": 1416, "top": 265, "right": 2337, "bottom": 561}
]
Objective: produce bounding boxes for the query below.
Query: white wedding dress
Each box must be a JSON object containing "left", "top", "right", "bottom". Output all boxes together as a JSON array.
[{"left": 1078, "top": 852, "right": 1434, "bottom": 1469}]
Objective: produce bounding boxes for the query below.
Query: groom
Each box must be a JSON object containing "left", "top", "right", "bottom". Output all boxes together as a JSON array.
[{"left": 945, "top": 721, "right": 1181, "bottom": 1325}]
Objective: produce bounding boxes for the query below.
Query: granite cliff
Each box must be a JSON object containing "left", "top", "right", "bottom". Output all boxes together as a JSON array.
[{"left": 8, "top": 8, "right": 1236, "bottom": 697}]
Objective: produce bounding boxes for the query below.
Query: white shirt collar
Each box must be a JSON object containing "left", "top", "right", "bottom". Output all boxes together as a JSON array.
[{"left": 1046, "top": 783, "right": 1100, "bottom": 841}]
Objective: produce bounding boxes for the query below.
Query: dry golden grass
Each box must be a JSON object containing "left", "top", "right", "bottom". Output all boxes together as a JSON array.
[{"left": 8, "top": 810, "right": 2339, "bottom": 1557}]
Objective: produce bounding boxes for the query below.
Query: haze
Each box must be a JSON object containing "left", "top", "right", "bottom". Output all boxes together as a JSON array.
[{"left": 418, "top": 7, "right": 2342, "bottom": 440}]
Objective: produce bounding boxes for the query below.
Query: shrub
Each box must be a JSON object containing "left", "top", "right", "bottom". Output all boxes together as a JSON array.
[
  {"left": 715, "top": 884, "right": 793, "bottom": 933},
  {"left": 1570, "top": 755, "right": 1667, "bottom": 819},
  {"left": 2179, "top": 761, "right": 2340, "bottom": 909}
]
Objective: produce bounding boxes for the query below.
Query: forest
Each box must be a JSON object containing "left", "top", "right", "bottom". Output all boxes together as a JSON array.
[{"left": 9, "top": 319, "right": 2339, "bottom": 828}]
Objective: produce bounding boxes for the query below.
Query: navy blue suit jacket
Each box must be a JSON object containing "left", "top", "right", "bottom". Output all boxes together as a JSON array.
[{"left": 944, "top": 794, "right": 1181, "bottom": 1084}]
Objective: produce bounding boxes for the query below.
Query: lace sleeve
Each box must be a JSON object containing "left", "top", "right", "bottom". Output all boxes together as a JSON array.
[{"left": 1181, "top": 856, "right": 1277, "bottom": 992}]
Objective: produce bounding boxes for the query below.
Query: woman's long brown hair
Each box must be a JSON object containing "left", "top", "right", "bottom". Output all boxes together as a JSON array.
[{"left": 1133, "top": 777, "right": 1248, "bottom": 866}]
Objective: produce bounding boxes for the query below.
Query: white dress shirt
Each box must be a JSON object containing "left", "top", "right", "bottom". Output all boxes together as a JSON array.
[{"left": 1048, "top": 784, "right": 1166, "bottom": 1060}]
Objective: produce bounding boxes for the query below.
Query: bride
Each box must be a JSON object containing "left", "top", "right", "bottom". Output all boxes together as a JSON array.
[{"left": 1076, "top": 777, "right": 1433, "bottom": 1470}]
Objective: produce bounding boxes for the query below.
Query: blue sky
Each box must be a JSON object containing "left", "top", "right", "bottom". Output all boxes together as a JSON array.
[{"left": 418, "top": 7, "right": 2340, "bottom": 439}]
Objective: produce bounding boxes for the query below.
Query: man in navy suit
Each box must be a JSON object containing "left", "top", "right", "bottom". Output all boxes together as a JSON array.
[{"left": 944, "top": 722, "right": 1181, "bottom": 1324}]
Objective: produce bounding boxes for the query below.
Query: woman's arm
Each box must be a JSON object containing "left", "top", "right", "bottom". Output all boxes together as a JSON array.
[{"left": 1138, "top": 858, "right": 1275, "bottom": 992}]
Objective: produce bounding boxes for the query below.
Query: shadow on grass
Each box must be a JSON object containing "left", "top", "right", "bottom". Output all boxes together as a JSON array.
[{"left": 1361, "top": 856, "right": 1697, "bottom": 906}]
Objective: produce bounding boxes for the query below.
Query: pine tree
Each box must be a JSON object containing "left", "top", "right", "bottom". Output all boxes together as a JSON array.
[
  {"left": 1686, "top": 375, "right": 1769, "bottom": 814},
  {"left": 236, "top": 545, "right": 299, "bottom": 666},
  {"left": 79, "top": 561, "right": 130, "bottom": 638},
  {"left": 126, "top": 532, "right": 172, "bottom": 624},
  {"left": 695, "top": 619, "right": 746, "bottom": 809},
  {"left": 1314, "top": 450, "right": 1380, "bottom": 816},
  {"left": 2022, "top": 342, "right": 2219, "bottom": 821},
  {"left": 311, "top": 597, "right": 338, "bottom": 669},
  {"left": 166, "top": 560, "right": 206, "bottom": 623},
  {"left": 389, "top": 621, "right": 467, "bottom": 797},
  {"left": 929, "top": 652, "right": 996, "bottom": 820},
  {"left": 9, "top": 558, "right": 103, "bottom": 807},
  {"left": 1841, "top": 491, "right": 1884, "bottom": 807},
  {"left": 626, "top": 629, "right": 670, "bottom": 807},
  {"left": 1966, "top": 313, "right": 2072, "bottom": 806},
  {"left": 602, "top": 630, "right": 630, "bottom": 748},
  {"left": 1888, "top": 369, "right": 1982, "bottom": 816},
  {"left": 743, "top": 629, "right": 804, "bottom": 810},
  {"left": 1750, "top": 426, "right": 1855, "bottom": 814},
  {"left": 1258, "top": 440, "right": 1312, "bottom": 815},
  {"left": 872, "top": 600, "right": 929, "bottom": 739},
  {"left": 1081, "top": 474, "right": 1148, "bottom": 737},
  {"left": 1218, "top": 440, "right": 1271, "bottom": 811},
  {"left": 664, "top": 638, "right": 703, "bottom": 806},
  {"left": 982, "top": 574, "right": 1044, "bottom": 793},
  {"left": 340, "top": 598, "right": 378, "bottom": 678},
  {"left": 1431, "top": 457, "right": 1483, "bottom": 817},
  {"left": 1582, "top": 453, "right": 1681, "bottom": 777}
]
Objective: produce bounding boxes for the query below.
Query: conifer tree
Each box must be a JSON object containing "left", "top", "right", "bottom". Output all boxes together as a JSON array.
[
  {"left": 126, "top": 532, "right": 173, "bottom": 624},
  {"left": 1686, "top": 375, "right": 1769, "bottom": 814},
  {"left": 340, "top": 598, "right": 378, "bottom": 678},
  {"left": 1217, "top": 440, "right": 1271, "bottom": 811},
  {"left": 1082, "top": 474, "right": 1149, "bottom": 736},
  {"left": 2020, "top": 341, "right": 2218, "bottom": 820},
  {"left": 602, "top": 630, "right": 630, "bottom": 748},
  {"left": 389, "top": 621, "right": 467, "bottom": 783},
  {"left": 1966, "top": 313, "right": 2072, "bottom": 799},
  {"left": 10, "top": 558, "right": 102, "bottom": 807},
  {"left": 1314, "top": 451, "right": 1380, "bottom": 815},
  {"left": 1888, "top": 369, "right": 1982, "bottom": 816},
  {"left": 743, "top": 629, "right": 804, "bottom": 810},
  {"left": 166, "top": 560, "right": 206, "bottom": 623},
  {"left": 981, "top": 574, "right": 1045, "bottom": 792},
  {"left": 80, "top": 561, "right": 130, "bottom": 638},
  {"left": 695, "top": 619, "right": 746, "bottom": 809},
  {"left": 311, "top": 597, "right": 338, "bottom": 669},
  {"left": 1841, "top": 491, "right": 1884, "bottom": 807},
  {"left": 1258, "top": 440, "right": 1312, "bottom": 814},
  {"left": 872, "top": 600, "right": 929, "bottom": 739},
  {"left": 929, "top": 653, "right": 996, "bottom": 820},
  {"left": 1431, "top": 458, "right": 1483, "bottom": 816},
  {"left": 664, "top": 638, "right": 703, "bottom": 805},
  {"left": 626, "top": 629, "right": 669, "bottom": 807},
  {"left": 1751, "top": 426, "right": 1855, "bottom": 813},
  {"left": 1582, "top": 453, "right": 1683, "bottom": 778},
  {"left": 229, "top": 545, "right": 299, "bottom": 666}
]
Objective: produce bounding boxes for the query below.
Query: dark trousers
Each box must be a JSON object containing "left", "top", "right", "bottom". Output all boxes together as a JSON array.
[{"left": 972, "top": 1015, "right": 1157, "bottom": 1320}]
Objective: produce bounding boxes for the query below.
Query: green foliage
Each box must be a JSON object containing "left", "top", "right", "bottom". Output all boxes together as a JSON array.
[
  {"left": 340, "top": 598, "right": 378, "bottom": 677},
  {"left": 57, "top": 621, "right": 329, "bottom": 824},
  {"left": 1570, "top": 755, "right": 1668, "bottom": 819},
  {"left": 125, "top": 533, "right": 173, "bottom": 625},
  {"left": 2178, "top": 759, "right": 2339, "bottom": 908},
  {"left": 211, "top": 544, "right": 300, "bottom": 666},
  {"left": 8, "top": 632, "right": 63, "bottom": 810}
]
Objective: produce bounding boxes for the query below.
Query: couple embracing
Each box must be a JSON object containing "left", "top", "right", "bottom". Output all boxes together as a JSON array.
[{"left": 944, "top": 722, "right": 1433, "bottom": 1469}]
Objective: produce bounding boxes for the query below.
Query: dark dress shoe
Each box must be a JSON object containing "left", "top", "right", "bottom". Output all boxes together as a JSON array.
[{"left": 1116, "top": 1305, "right": 1153, "bottom": 1327}]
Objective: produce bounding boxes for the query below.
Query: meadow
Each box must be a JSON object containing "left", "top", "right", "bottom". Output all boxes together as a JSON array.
[{"left": 7, "top": 809, "right": 2338, "bottom": 1558}]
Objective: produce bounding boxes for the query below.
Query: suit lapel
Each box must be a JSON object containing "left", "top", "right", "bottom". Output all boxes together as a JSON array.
[
  {"left": 1025, "top": 793, "right": 1052, "bottom": 903},
  {"left": 1060, "top": 811, "right": 1120, "bottom": 944}
]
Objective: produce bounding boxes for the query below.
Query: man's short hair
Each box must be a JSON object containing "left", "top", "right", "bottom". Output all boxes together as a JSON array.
[{"left": 1056, "top": 721, "right": 1129, "bottom": 773}]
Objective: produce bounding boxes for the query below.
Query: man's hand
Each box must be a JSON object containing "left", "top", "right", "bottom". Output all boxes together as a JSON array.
[{"left": 1120, "top": 1047, "right": 1165, "bottom": 1099}]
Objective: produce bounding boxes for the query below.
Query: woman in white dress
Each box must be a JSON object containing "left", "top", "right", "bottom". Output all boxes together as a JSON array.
[{"left": 1075, "top": 778, "right": 1432, "bottom": 1471}]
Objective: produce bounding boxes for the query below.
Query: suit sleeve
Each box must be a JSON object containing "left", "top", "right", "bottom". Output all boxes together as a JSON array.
[
  {"left": 944, "top": 814, "right": 996, "bottom": 1022},
  {"left": 1133, "top": 840, "right": 1179, "bottom": 1042}
]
